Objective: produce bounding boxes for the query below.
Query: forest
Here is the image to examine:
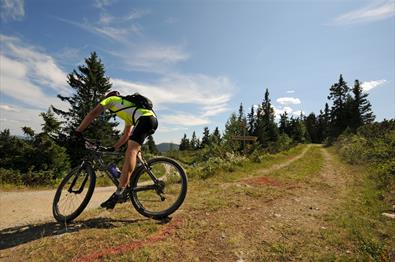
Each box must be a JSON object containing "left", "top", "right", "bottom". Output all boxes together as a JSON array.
[{"left": 0, "top": 52, "right": 393, "bottom": 191}]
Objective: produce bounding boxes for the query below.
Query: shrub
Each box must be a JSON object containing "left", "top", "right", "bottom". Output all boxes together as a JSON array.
[{"left": 336, "top": 120, "right": 395, "bottom": 189}]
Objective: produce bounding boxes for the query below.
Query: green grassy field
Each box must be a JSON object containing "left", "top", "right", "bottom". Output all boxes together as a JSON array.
[{"left": 0, "top": 144, "right": 393, "bottom": 261}]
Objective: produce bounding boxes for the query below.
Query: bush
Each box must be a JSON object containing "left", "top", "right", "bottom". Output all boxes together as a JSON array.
[{"left": 336, "top": 120, "right": 395, "bottom": 189}]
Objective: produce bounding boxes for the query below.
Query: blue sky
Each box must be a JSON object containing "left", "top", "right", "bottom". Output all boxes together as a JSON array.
[{"left": 0, "top": 0, "right": 394, "bottom": 144}]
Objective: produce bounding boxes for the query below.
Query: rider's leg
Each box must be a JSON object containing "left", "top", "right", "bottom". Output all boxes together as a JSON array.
[{"left": 119, "top": 140, "right": 141, "bottom": 189}]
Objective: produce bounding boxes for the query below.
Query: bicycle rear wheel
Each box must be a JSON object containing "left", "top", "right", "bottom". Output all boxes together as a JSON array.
[
  {"left": 130, "top": 157, "right": 187, "bottom": 219},
  {"left": 52, "top": 164, "right": 96, "bottom": 223}
]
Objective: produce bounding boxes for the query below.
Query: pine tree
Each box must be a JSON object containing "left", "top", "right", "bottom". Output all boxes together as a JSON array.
[
  {"left": 201, "top": 127, "right": 210, "bottom": 148},
  {"left": 328, "top": 74, "right": 350, "bottom": 137},
  {"left": 52, "top": 52, "right": 119, "bottom": 164},
  {"left": 223, "top": 112, "right": 242, "bottom": 151},
  {"left": 247, "top": 105, "right": 255, "bottom": 136},
  {"left": 190, "top": 131, "right": 199, "bottom": 150},
  {"left": 146, "top": 135, "right": 159, "bottom": 154},
  {"left": 279, "top": 112, "right": 289, "bottom": 135},
  {"left": 52, "top": 52, "right": 118, "bottom": 142},
  {"left": 304, "top": 113, "right": 318, "bottom": 143},
  {"left": 179, "top": 134, "right": 190, "bottom": 151},
  {"left": 40, "top": 108, "right": 61, "bottom": 137},
  {"left": 350, "top": 80, "right": 375, "bottom": 130},
  {"left": 256, "top": 89, "right": 279, "bottom": 147},
  {"left": 210, "top": 126, "right": 222, "bottom": 145}
]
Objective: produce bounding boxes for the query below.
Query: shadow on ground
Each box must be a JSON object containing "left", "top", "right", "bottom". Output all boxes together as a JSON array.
[{"left": 0, "top": 217, "right": 149, "bottom": 250}]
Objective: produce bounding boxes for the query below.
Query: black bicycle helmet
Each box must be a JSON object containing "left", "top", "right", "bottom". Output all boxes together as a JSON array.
[{"left": 105, "top": 90, "right": 120, "bottom": 98}]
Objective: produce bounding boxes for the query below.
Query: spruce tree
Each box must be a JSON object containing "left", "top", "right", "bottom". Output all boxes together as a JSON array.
[
  {"left": 52, "top": 52, "right": 118, "bottom": 142},
  {"left": 201, "top": 127, "right": 211, "bottom": 148},
  {"left": 210, "top": 126, "right": 222, "bottom": 145},
  {"left": 52, "top": 52, "right": 119, "bottom": 164},
  {"left": 146, "top": 135, "right": 159, "bottom": 154},
  {"left": 247, "top": 105, "right": 255, "bottom": 136},
  {"left": 40, "top": 108, "right": 61, "bottom": 137},
  {"left": 223, "top": 112, "right": 242, "bottom": 151},
  {"left": 256, "top": 89, "right": 279, "bottom": 147},
  {"left": 350, "top": 80, "right": 375, "bottom": 130},
  {"left": 190, "top": 131, "right": 198, "bottom": 150},
  {"left": 179, "top": 134, "right": 190, "bottom": 151},
  {"left": 328, "top": 74, "right": 350, "bottom": 137}
]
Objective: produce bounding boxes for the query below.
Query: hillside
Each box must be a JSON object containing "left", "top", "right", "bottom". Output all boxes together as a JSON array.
[
  {"left": 157, "top": 143, "right": 179, "bottom": 152},
  {"left": 0, "top": 145, "right": 393, "bottom": 261}
]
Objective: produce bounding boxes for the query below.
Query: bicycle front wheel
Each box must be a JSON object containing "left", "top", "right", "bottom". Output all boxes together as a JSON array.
[
  {"left": 52, "top": 164, "right": 96, "bottom": 223},
  {"left": 130, "top": 157, "right": 187, "bottom": 219}
]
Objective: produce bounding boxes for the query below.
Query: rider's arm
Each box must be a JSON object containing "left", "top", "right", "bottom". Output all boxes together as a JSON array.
[
  {"left": 76, "top": 104, "right": 105, "bottom": 132},
  {"left": 113, "top": 125, "right": 133, "bottom": 150}
]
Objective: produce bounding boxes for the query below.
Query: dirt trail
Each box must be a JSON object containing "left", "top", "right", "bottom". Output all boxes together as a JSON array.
[
  {"left": 0, "top": 187, "right": 115, "bottom": 229},
  {"left": 162, "top": 146, "right": 353, "bottom": 261}
]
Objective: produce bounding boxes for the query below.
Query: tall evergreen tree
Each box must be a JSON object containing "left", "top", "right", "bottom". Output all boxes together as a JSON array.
[
  {"left": 350, "top": 80, "right": 375, "bottom": 130},
  {"left": 52, "top": 52, "right": 118, "bottom": 142},
  {"left": 40, "top": 108, "right": 61, "bottom": 137},
  {"left": 247, "top": 105, "right": 255, "bottom": 136},
  {"left": 223, "top": 112, "right": 242, "bottom": 151},
  {"left": 279, "top": 112, "right": 290, "bottom": 135},
  {"left": 179, "top": 134, "right": 190, "bottom": 151},
  {"left": 146, "top": 135, "right": 159, "bottom": 154},
  {"left": 210, "top": 126, "right": 222, "bottom": 145},
  {"left": 201, "top": 127, "right": 211, "bottom": 148},
  {"left": 255, "top": 89, "right": 279, "bottom": 147},
  {"left": 304, "top": 113, "right": 318, "bottom": 143},
  {"left": 328, "top": 74, "right": 350, "bottom": 137},
  {"left": 190, "top": 131, "right": 199, "bottom": 150}
]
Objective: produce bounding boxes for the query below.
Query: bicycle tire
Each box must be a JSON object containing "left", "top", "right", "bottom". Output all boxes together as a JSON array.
[
  {"left": 130, "top": 157, "right": 187, "bottom": 219},
  {"left": 52, "top": 164, "right": 96, "bottom": 223}
]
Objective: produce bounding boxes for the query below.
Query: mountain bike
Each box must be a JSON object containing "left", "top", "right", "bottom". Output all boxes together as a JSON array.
[{"left": 52, "top": 138, "right": 187, "bottom": 223}]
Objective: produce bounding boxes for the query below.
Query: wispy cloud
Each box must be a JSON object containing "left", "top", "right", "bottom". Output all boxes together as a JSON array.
[
  {"left": 331, "top": 1, "right": 395, "bottom": 25},
  {"left": 0, "top": 104, "right": 20, "bottom": 112},
  {"left": 286, "top": 90, "right": 295, "bottom": 94},
  {"left": 0, "top": 0, "right": 24, "bottom": 22},
  {"left": 276, "top": 97, "right": 301, "bottom": 105},
  {"left": 112, "top": 73, "right": 234, "bottom": 126},
  {"left": 94, "top": 0, "right": 117, "bottom": 10},
  {"left": 0, "top": 104, "right": 44, "bottom": 134},
  {"left": 161, "top": 114, "right": 210, "bottom": 126},
  {"left": 361, "top": 79, "right": 387, "bottom": 92},
  {"left": 0, "top": 34, "right": 69, "bottom": 110}
]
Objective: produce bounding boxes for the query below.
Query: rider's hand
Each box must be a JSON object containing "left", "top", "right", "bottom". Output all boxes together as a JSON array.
[{"left": 74, "top": 130, "right": 83, "bottom": 139}]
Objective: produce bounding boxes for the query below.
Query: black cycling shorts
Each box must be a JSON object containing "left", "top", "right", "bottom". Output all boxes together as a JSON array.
[{"left": 129, "top": 115, "right": 158, "bottom": 145}]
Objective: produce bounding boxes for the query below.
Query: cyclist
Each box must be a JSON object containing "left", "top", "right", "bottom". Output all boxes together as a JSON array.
[{"left": 75, "top": 91, "right": 158, "bottom": 209}]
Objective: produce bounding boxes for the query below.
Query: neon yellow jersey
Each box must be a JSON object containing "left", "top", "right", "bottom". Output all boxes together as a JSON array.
[{"left": 100, "top": 96, "right": 155, "bottom": 125}]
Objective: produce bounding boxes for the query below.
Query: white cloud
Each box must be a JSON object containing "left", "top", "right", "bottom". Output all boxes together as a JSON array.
[
  {"left": 160, "top": 114, "right": 210, "bottom": 126},
  {"left": 113, "top": 74, "right": 234, "bottom": 108},
  {"left": 0, "top": 104, "right": 44, "bottom": 135},
  {"left": 0, "top": 104, "right": 20, "bottom": 112},
  {"left": 273, "top": 106, "right": 293, "bottom": 118},
  {"left": 293, "top": 110, "right": 305, "bottom": 117},
  {"left": 276, "top": 97, "right": 301, "bottom": 105},
  {"left": 331, "top": 1, "right": 395, "bottom": 25},
  {"left": 0, "top": 35, "right": 69, "bottom": 111},
  {"left": 94, "top": 0, "right": 117, "bottom": 9},
  {"left": 0, "top": 0, "right": 24, "bottom": 22},
  {"left": 1, "top": 35, "right": 68, "bottom": 94},
  {"left": 112, "top": 74, "right": 234, "bottom": 126},
  {"left": 286, "top": 90, "right": 295, "bottom": 94},
  {"left": 361, "top": 79, "right": 387, "bottom": 92}
]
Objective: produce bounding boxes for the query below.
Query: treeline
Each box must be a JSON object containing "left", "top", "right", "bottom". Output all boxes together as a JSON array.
[{"left": 180, "top": 74, "right": 375, "bottom": 153}]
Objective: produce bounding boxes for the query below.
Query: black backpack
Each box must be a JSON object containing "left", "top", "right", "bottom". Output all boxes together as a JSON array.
[{"left": 111, "top": 93, "right": 153, "bottom": 113}]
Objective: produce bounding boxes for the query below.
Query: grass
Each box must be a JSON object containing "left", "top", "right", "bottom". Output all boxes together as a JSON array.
[{"left": 5, "top": 144, "right": 393, "bottom": 261}]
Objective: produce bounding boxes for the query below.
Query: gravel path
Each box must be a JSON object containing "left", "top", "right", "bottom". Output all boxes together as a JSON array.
[{"left": 0, "top": 187, "right": 115, "bottom": 229}]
